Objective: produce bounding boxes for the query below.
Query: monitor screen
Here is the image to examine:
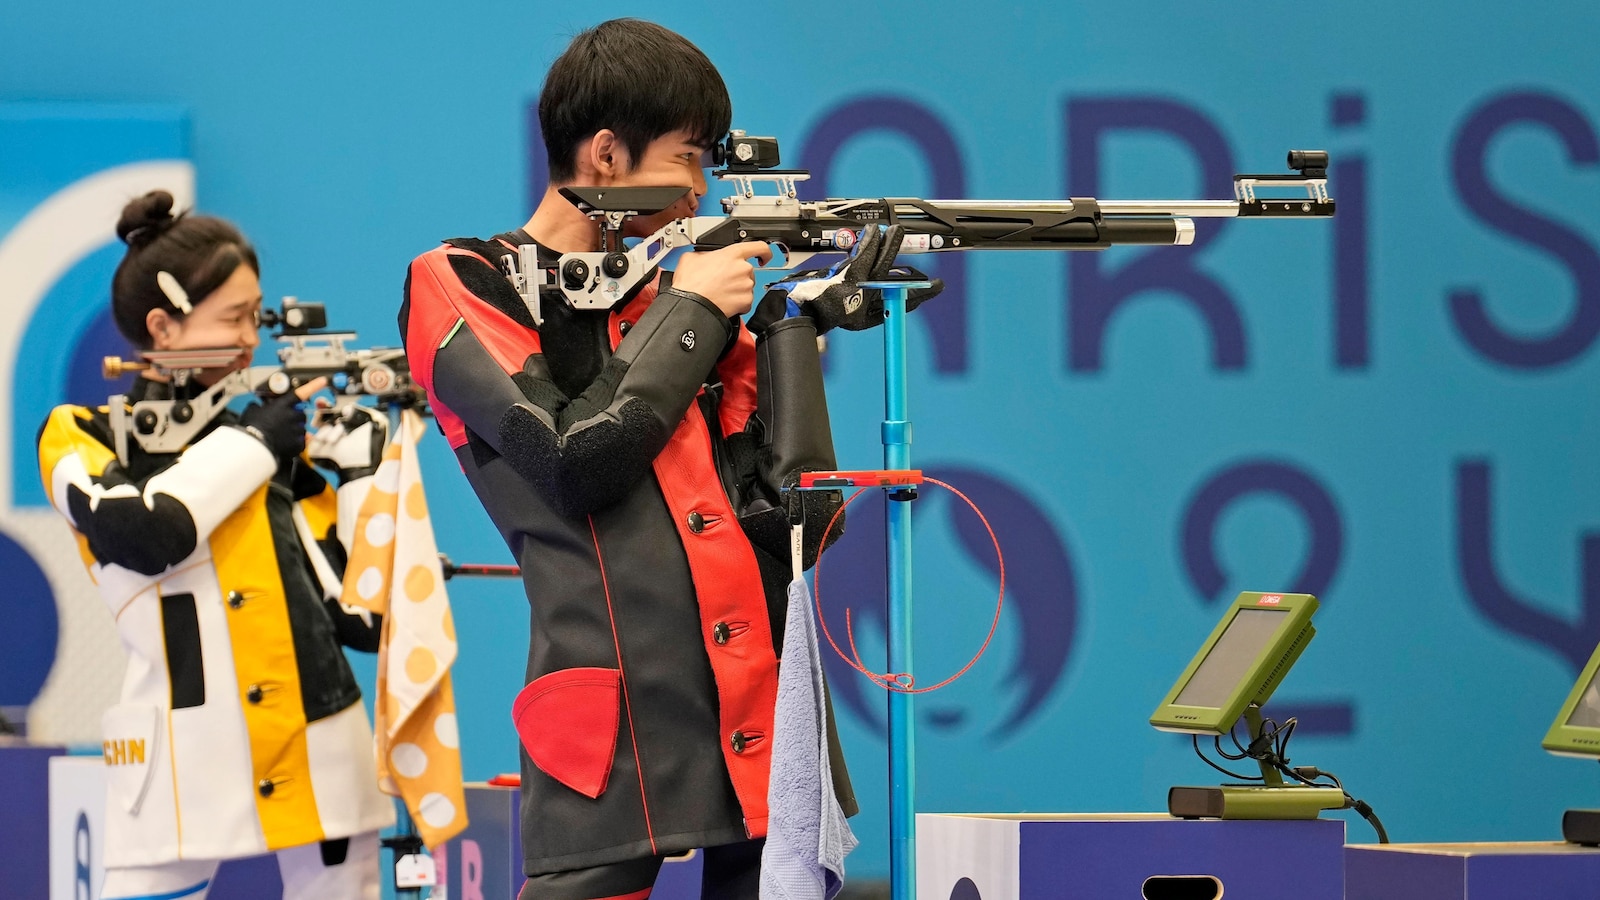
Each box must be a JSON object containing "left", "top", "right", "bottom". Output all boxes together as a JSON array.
[
  {"left": 1544, "top": 640, "right": 1600, "bottom": 757},
  {"left": 1151, "top": 591, "right": 1319, "bottom": 735},
  {"left": 1567, "top": 668, "right": 1600, "bottom": 730},
  {"left": 1172, "top": 608, "right": 1289, "bottom": 709}
]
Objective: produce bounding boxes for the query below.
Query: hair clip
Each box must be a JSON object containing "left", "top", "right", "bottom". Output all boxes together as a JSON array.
[{"left": 155, "top": 271, "right": 193, "bottom": 315}]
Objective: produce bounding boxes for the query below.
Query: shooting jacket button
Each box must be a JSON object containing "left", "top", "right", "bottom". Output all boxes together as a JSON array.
[
  {"left": 246, "top": 684, "right": 264, "bottom": 705},
  {"left": 686, "top": 512, "right": 721, "bottom": 534},
  {"left": 227, "top": 590, "right": 246, "bottom": 609},
  {"left": 713, "top": 622, "right": 730, "bottom": 645},
  {"left": 618, "top": 320, "right": 632, "bottom": 336},
  {"left": 257, "top": 779, "right": 276, "bottom": 798},
  {"left": 731, "top": 730, "right": 747, "bottom": 754}
]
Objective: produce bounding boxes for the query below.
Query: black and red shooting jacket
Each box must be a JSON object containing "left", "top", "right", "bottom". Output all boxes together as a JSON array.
[{"left": 400, "top": 232, "right": 854, "bottom": 875}]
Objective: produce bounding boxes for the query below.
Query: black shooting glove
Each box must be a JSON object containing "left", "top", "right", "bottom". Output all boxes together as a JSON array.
[
  {"left": 237, "top": 391, "right": 309, "bottom": 461},
  {"left": 748, "top": 223, "right": 944, "bottom": 335}
]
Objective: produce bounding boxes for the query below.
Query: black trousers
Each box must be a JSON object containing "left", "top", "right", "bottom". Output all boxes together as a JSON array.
[{"left": 518, "top": 838, "right": 764, "bottom": 900}]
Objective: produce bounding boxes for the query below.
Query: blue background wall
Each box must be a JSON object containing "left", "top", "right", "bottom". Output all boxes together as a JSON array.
[{"left": 6, "top": 0, "right": 1600, "bottom": 879}]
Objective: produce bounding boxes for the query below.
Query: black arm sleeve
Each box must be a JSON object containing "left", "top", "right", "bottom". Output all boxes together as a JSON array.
[
  {"left": 41, "top": 408, "right": 277, "bottom": 577},
  {"left": 66, "top": 485, "right": 199, "bottom": 577},
  {"left": 432, "top": 287, "right": 735, "bottom": 517},
  {"left": 735, "top": 316, "right": 845, "bottom": 569}
]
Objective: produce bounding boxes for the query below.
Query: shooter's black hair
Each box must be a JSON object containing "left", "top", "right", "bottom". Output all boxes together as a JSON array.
[
  {"left": 111, "top": 190, "right": 259, "bottom": 349},
  {"left": 539, "top": 18, "right": 732, "bottom": 183}
]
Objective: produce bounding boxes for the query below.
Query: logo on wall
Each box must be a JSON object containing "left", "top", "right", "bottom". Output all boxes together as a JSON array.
[
  {"left": 0, "top": 102, "right": 193, "bottom": 741},
  {"left": 816, "top": 465, "right": 1080, "bottom": 739}
]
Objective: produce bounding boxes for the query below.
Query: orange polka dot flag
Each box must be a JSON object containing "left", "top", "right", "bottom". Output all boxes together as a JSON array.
[{"left": 342, "top": 409, "right": 467, "bottom": 848}]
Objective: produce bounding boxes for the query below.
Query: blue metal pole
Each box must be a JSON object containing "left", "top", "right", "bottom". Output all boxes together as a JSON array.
[{"left": 876, "top": 283, "right": 916, "bottom": 900}]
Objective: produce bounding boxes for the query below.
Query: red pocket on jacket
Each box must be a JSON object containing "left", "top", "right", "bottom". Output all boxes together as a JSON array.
[{"left": 511, "top": 667, "right": 621, "bottom": 799}]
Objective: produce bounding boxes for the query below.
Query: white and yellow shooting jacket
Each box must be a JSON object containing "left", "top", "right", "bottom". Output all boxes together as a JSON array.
[{"left": 37, "top": 384, "right": 394, "bottom": 867}]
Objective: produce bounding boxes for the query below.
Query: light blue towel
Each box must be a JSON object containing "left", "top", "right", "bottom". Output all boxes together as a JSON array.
[{"left": 761, "top": 577, "right": 859, "bottom": 900}]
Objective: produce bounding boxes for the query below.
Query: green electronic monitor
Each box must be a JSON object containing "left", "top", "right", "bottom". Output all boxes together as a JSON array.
[
  {"left": 1150, "top": 591, "right": 1319, "bottom": 735},
  {"left": 1543, "top": 641, "right": 1600, "bottom": 759},
  {"left": 1542, "top": 640, "right": 1600, "bottom": 844}
]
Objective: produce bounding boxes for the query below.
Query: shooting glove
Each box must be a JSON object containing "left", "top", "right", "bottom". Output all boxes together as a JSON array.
[
  {"left": 748, "top": 223, "right": 944, "bottom": 335},
  {"left": 308, "top": 405, "right": 389, "bottom": 483},
  {"left": 237, "top": 391, "right": 310, "bottom": 461}
]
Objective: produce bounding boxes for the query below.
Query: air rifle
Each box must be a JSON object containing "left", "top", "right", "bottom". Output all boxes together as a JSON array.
[
  {"left": 101, "top": 298, "right": 425, "bottom": 464},
  {"left": 500, "top": 132, "right": 1332, "bottom": 325}
]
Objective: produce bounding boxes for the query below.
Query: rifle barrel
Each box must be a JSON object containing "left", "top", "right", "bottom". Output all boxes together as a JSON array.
[
  {"left": 920, "top": 199, "right": 1240, "bottom": 217},
  {"left": 1096, "top": 200, "right": 1243, "bottom": 217}
]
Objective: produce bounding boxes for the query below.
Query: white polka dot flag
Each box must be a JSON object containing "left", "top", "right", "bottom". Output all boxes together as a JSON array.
[{"left": 342, "top": 409, "right": 467, "bottom": 848}]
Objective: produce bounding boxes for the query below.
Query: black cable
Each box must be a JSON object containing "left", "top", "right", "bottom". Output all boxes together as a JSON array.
[
  {"left": 1294, "top": 767, "right": 1344, "bottom": 792},
  {"left": 1257, "top": 716, "right": 1295, "bottom": 763},
  {"left": 1185, "top": 707, "right": 1393, "bottom": 844},
  {"left": 1193, "top": 735, "right": 1263, "bottom": 782},
  {"left": 1284, "top": 766, "right": 1388, "bottom": 843},
  {"left": 1275, "top": 718, "right": 1295, "bottom": 759},
  {"left": 1214, "top": 734, "right": 1249, "bottom": 761},
  {"left": 1349, "top": 797, "right": 1390, "bottom": 843},
  {"left": 1235, "top": 709, "right": 1390, "bottom": 844},
  {"left": 1282, "top": 766, "right": 1385, "bottom": 844},
  {"left": 1231, "top": 723, "right": 1251, "bottom": 756}
]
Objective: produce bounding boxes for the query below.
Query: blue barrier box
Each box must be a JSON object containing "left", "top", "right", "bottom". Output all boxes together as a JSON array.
[
  {"left": 917, "top": 812, "right": 1346, "bottom": 899},
  {"left": 1346, "top": 842, "right": 1600, "bottom": 900},
  {"left": 2, "top": 742, "right": 65, "bottom": 899}
]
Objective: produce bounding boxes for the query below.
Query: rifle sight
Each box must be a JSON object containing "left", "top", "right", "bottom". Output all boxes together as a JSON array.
[
  {"left": 710, "top": 130, "right": 781, "bottom": 172},
  {"left": 258, "top": 298, "right": 328, "bottom": 336}
]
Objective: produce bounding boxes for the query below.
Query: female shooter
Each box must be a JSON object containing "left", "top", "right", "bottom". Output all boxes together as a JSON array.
[{"left": 37, "top": 191, "right": 394, "bottom": 900}]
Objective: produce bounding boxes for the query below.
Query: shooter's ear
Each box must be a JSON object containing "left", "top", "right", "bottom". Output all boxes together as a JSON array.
[
  {"left": 146, "top": 308, "right": 175, "bottom": 349},
  {"left": 583, "top": 129, "right": 628, "bottom": 181}
]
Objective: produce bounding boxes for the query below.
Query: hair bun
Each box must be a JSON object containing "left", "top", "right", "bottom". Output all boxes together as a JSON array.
[{"left": 116, "top": 190, "right": 179, "bottom": 247}]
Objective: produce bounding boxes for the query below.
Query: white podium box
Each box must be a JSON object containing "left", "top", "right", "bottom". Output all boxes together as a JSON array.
[{"left": 48, "top": 755, "right": 106, "bottom": 900}]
